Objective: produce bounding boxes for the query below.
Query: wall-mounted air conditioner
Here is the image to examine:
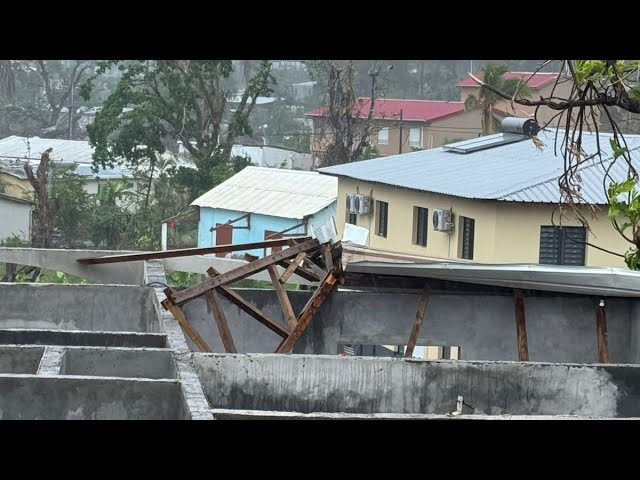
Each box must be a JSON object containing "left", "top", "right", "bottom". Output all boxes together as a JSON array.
[
  {"left": 346, "top": 194, "right": 357, "bottom": 214},
  {"left": 355, "top": 194, "right": 372, "bottom": 215},
  {"left": 433, "top": 208, "right": 454, "bottom": 232}
]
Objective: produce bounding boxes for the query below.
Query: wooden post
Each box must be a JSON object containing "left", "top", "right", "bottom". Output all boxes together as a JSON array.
[
  {"left": 595, "top": 298, "right": 610, "bottom": 363},
  {"left": 161, "top": 297, "right": 211, "bottom": 353},
  {"left": 267, "top": 265, "right": 298, "bottom": 330},
  {"left": 279, "top": 252, "right": 307, "bottom": 285},
  {"left": 514, "top": 289, "right": 529, "bottom": 361},
  {"left": 207, "top": 267, "right": 290, "bottom": 338},
  {"left": 404, "top": 285, "right": 432, "bottom": 358},
  {"left": 276, "top": 271, "right": 337, "bottom": 353},
  {"left": 205, "top": 290, "right": 237, "bottom": 353}
]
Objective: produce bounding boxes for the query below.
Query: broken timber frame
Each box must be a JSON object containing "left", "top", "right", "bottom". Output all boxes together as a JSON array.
[
  {"left": 404, "top": 285, "right": 432, "bottom": 358},
  {"left": 76, "top": 237, "right": 310, "bottom": 265},
  {"left": 166, "top": 239, "right": 320, "bottom": 306},
  {"left": 153, "top": 236, "right": 340, "bottom": 355}
]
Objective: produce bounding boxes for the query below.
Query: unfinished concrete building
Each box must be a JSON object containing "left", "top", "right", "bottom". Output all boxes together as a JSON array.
[{"left": 1, "top": 238, "right": 640, "bottom": 420}]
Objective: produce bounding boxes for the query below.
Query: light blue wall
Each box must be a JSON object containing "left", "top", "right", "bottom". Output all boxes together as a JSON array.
[{"left": 197, "top": 202, "right": 336, "bottom": 258}]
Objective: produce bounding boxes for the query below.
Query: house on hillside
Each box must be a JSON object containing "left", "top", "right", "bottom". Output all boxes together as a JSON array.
[
  {"left": 0, "top": 194, "right": 33, "bottom": 243},
  {"left": 456, "top": 71, "right": 572, "bottom": 127},
  {"left": 318, "top": 118, "right": 639, "bottom": 268},
  {"left": 191, "top": 166, "right": 337, "bottom": 258},
  {"left": 306, "top": 98, "right": 483, "bottom": 159},
  {"left": 231, "top": 144, "right": 313, "bottom": 170}
]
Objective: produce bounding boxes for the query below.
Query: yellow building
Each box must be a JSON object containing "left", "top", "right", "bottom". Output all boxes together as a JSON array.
[{"left": 318, "top": 124, "right": 639, "bottom": 268}]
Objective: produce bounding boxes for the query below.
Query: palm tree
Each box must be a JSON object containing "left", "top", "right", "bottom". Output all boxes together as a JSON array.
[
  {"left": 0, "top": 60, "right": 15, "bottom": 98},
  {"left": 464, "top": 63, "right": 531, "bottom": 135}
]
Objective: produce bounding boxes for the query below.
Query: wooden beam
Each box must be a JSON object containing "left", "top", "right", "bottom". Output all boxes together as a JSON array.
[
  {"left": 243, "top": 253, "right": 259, "bottom": 262},
  {"left": 322, "top": 244, "right": 334, "bottom": 271},
  {"left": 268, "top": 265, "right": 297, "bottom": 330},
  {"left": 404, "top": 285, "right": 432, "bottom": 358},
  {"left": 169, "top": 239, "right": 320, "bottom": 305},
  {"left": 276, "top": 271, "right": 337, "bottom": 354},
  {"left": 595, "top": 298, "right": 610, "bottom": 363},
  {"left": 514, "top": 289, "right": 529, "bottom": 361},
  {"left": 207, "top": 267, "right": 290, "bottom": 338},
  {"left": 205, "top": 290, "right": 237, "bottom": 353},
  {"left": 301, "top": 257, "right": 327, "bottom": 279},
  {"left": 161, "top": 297, "right": 211, "bottom": 352},
  {"left": 279, "top": 252, "right": 307, "bottom": 285},
  {"left": 76, "top": 237, "right": 311, "bottom": 265},
  {"left": 276, "top": 259, "right": 320, "bottom": 283}
]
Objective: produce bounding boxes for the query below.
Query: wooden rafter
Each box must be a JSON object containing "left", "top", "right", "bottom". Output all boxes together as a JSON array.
[
  {"left": 267, "top": 265, "right": 298, "bottom": 330},
  {"left": 161, "top": 296, "right": 211, "bottom": 353},
  {"left": 167, "top": 238, "right": 320, "bottom": 305},
  {"left": 205, "top": 290, "right": 237, "bottom": 353},
  {"left": 276, "top": 259, "right": 320, "bottom": 283},
  {"left": 207, "top": 267, "right": 290, "bottom": 338},
  {"left": 279, "top": 252, "right": 307, "bottom": 285},
  {"left": 276, "top": 270, "right": 338, "bottom": 354},
  {"left": 76, "top": 237, "right": 310, "bottom": 265},
  {"left": 404, "top": 285, "right": 432, "bottom": 358}
]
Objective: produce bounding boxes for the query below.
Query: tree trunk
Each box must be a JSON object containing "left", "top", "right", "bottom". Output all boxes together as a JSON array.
[{"left": 24, "top": 149, "right": 53, "bottom": 248}]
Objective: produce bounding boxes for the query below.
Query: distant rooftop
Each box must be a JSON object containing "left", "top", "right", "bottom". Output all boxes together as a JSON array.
[
  {"left": 457, "top": 71, "right": 561, "bottom": 89},
  {"left": 317, "top": 128, "right": 640, "bottom": 204},
  {"left": 306, "top": 98, "right": 465, "bottom": 123},
  {"left": 191, "top": 166, "right": 337, "bottom": 219},
  {"left": 0, "top": 135, "right": 94, "bottom": 164}
]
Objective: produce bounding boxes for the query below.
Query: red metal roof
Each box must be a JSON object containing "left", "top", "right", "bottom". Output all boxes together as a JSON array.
[
  {"left": 306, "top": 98, "right": 465, "bottom": 123},
  {"left": 456, "top": 71, "right": 560, "bottom": 89}
]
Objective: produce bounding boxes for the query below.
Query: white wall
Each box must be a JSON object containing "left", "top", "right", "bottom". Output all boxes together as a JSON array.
[{"left": 0, "top": 197, "right": 32, "bottom": 242}]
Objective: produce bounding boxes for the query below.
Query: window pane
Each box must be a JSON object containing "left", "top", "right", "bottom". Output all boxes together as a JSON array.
[
  {"left": 377, "top": 128, "right": 389, "bottom": 145},
  {"left": 539, "top": 226, "right": 585, "bottom": 266},
  {"left": 409, "top": 128, "right": 421, "bottom": 147},
  {"left": 376, "top": 201, "right": 388, "bottom": 237},
  {"left": 414, "top": 206, "right": 428, "bottom": 246},
  {"left": 460, "top": 216, "right": 475, "bottom": 260}
]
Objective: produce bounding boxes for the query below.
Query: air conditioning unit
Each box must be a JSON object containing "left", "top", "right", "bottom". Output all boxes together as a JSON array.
[
  {"left": 346, "top": 194, "right": 357, "bottom": 214},
  {"left": 433, "top": 208, "right": 454, "bottom": 232},
  {"left": 355, "top": 194, "right": 372, "bottom": 215}
]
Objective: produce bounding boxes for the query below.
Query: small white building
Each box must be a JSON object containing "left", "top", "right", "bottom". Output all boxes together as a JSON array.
[{"left": 0, "top": 193, "right": 33, "bottom": 243}]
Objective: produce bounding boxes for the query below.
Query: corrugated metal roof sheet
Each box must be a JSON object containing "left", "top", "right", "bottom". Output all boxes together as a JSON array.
[
  {"left": 191, "top": 166, "right": 337, "bottom": 219},
  {"left": 457, "top": 72, "right": 560, "bottom": 89},
  {"left": 306, "top": 98, "right": 465, "bottom": 123},
  {"left": 0, "top": 135, "right": 94, "bottom": 164},
  {"left": 73, "top": 164, "right": 135, "bottom": 179},
  {"left": 346, "top": 261, "right": 640, "bottom": 297},
  {"left": 318, "top": 129, "right": 640, "bottom": 204}
]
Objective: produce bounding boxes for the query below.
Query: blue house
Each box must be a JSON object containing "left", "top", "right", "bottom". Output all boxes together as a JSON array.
[{"left": 191, "top": 166, "right": 337, "bottom": 258}]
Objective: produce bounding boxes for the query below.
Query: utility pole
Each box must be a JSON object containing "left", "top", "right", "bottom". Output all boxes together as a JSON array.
[{"left": 398, "top": 109, "right": 404, "bottom": 154}]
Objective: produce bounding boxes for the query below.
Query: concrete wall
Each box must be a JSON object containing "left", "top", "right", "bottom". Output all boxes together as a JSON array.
[
  {"left": 0, "top": 346, "right": 45, "bottom": 374},
  {"left": 0, "top": 196, "right": 32, "bottom": 242},
  {"left": 193, "top": 354, "right": 640, "bottom": 417},
  {"left": 196, "top": 204, "right": 336, "bottom": 258},
  {"left": 0, "top": 284, "right": 160, "bottom": 332},
  {"left": 60, "top": 347, "right": 175, "bottom": 379},
  {"left": 181, "top": 288, "right": 635, "bottom": 364},
  {"left": 0, "top": 375, "right": 187, "bottom": 420},
  {"left": 336, "top": 177, "right": 627, "bottom": 267},
  {"left": 0, "top": 247, "right": 145, "bottom": 284}
]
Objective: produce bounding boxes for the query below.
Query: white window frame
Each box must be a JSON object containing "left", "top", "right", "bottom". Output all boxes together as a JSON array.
[
  {"left": 409, "top": 127, "right": 421, "bottom": 148},
  {"left": 377, "top": 127, "right": 389, "bottom": 145}
]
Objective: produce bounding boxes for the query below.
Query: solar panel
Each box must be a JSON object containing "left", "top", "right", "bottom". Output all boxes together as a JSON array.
[{"left": 443, "top": 133, "right": 529, "bottom": 153}]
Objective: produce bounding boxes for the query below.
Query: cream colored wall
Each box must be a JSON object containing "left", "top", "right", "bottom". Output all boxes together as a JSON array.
[
  {"left": 338, "top": 178, "right": 499, "bottom": 262},
  {"left": 337, "top": 177, "right": 629, "bottom": 267},
  {"left": 0, "top": 173, "right": 31, "bottom": 201},
  {"left": 494, "top": 202, "right": 628, "bottom": 268},
  {"left": 424, "top": 109, "right": 483, "bottom": 148}
]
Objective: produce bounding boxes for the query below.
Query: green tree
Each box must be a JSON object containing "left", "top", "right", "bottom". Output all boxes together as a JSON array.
[
  {"left": 82, "top": 60, "right": 275, "bottom": 174},
  {"left": 463, "top": 63, "right": 531, "bottom": 135},
  {"left": 50, "top": 163, "right": 91, "bottom": 248}
]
